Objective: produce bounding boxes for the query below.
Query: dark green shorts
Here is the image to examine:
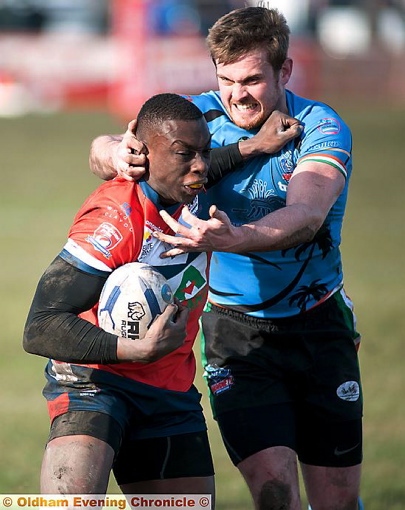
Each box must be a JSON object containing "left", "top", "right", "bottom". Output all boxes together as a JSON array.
[{"left": 201, "top": 291, "right": 363, "bottom": 467}]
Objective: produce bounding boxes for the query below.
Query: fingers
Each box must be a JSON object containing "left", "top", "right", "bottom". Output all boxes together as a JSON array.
[
  {"left": 154, "top": 205, "right": 229, "bottom": 258},
  {"left": 209, "top": 204, "right": 229, "bottom": 222},
  {"left": 158, "top": 208, "right": 200, "bottom": 235},
  {"left": 161, "top": 302, "right": 178, "bottom": 322},
  {"left": 113, "top": 118, "right": 148, "bottom": 180},
  {"left": 127, "top": 118, "right": 137, "bottom": 134},
  {"left": 275, "top": 111, "right": 303, "bottom": 136},
  {"left": 154, "top": 303, "right": 189, "bottom": 335},
  {"left": 158, "top": 210, "right": 183, "bottom": 233},
  {"left": 209, "top": 204, "right": 218, "bottom": 218},
  {"left": 171, "top": 303, "right": 190, "bottom": 325},
  {"left": 116, "top": 159, "right": 146, "bottom": 181},
  {"left": 159, "top": 247, "right": 188, "bottom": 258}
]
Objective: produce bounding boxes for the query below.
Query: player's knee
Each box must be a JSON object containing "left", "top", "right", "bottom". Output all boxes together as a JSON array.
[{"left": 257, "top": 479, "right": 292, "bottom": 510}]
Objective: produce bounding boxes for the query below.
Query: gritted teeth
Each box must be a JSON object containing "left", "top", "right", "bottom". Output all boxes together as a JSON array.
[
  {"left": 187, "top": 183, "right": 204, "bottom": 189},
  {"left": 234, "top": 103, "right": 257, "bottom": 111}
]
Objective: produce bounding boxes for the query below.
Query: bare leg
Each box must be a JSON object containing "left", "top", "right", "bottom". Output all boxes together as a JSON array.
[
  {"left": 301, "top": 463, "right": 361, "bottom": 510},
  {"left": 237, "top": 446, "right": 301, "bottom": 510},
  {"left": 41, "top": 435, "right": 115, "bottom": 494},
  {"left": 121, "top": 477, "right": 215, "bottom": 509}
]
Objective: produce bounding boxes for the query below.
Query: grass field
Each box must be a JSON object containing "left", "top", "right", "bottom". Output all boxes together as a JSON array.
[{"left": 1, "top": 106, "right": 404, "bottom": 509}]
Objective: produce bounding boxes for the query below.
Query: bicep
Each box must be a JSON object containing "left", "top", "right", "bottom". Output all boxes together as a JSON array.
[
  {"left": 287, "top": 161, "right": 346, "bottom": 217},
  {"left": 39, "top": 255, "right": 107, "bottom": 313}
]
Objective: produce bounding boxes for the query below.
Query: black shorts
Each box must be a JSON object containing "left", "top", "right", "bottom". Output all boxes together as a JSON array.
[
  {"left": 44, "top": 365, "right": 214, "bottom": 484},
  {"left": 201, "top": 291, "right": 363, "bottom": 468}
]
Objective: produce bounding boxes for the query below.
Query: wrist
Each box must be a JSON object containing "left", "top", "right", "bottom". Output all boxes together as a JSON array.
[
  {"left": 116, "top": 336, "right": 148, "bottom": 363},
  {"left": 237, "top": 137, "right": 262, "bottom": 160}
]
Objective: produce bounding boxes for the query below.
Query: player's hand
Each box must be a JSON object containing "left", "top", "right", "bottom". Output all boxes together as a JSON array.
[
  {"left": 113, "top": 119, "right": 148, "bottom": 181},
  {"left": 136, "top": 302, "right": 190, "bottom": 362},
  {"left": 153, "top": 205, "right": 239, "bottom": 256},
  {"left": 238, "top": 110, "right": 303, "bottom": 158}
]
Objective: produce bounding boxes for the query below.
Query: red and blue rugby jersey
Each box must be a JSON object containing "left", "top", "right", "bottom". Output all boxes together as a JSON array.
[{"left": 56, "top": 178, "right": 209, "bottom": 392}]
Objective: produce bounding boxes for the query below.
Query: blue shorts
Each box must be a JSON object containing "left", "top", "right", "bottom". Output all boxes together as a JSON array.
[{"left": 42, "top": 363, "right": 214, "bottom": 482}]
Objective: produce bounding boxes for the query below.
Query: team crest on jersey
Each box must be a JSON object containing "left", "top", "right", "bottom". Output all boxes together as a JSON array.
[
  {"left": 280, "top": 149, "right": 294, "bottom": 177},
  {"left": 86, "top": 222, "right": 123, "bottom": 259},
  {"left": 336, "top": 381, "right": 360, "bottom": 402}
]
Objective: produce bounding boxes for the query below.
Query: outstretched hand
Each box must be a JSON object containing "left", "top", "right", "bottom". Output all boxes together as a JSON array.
[
  {"left": 153, "top": 205, "right": 239, "bottom": 257},
  {"left": 113, "top": 119, "right": 148, "bottom": 181}
]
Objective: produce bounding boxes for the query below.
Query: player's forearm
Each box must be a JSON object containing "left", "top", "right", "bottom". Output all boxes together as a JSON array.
[
  {"left": 116, "top": 337, "right": 156, "bottom": 363},
  {"left": 237, "top": 136, "right": 268, "bottom": 160},
  {"left": 89, "top": 135, "right": 122, "bottom": 181},
  {"left": 23, "top": 310, "right": 119, "bottom": 363},
  {"left": 225, "top": 204, "right": 322, "bottom": 253}
]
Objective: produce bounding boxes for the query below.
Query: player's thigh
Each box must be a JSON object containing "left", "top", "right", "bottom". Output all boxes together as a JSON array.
[
  {"left": 216, "top": 402, "right": 297, "bottom": 465},
  {"left": 120, "top": 476, "right": 215, "bottom": 496},
  {"left": 113, "top": 430, "right": 214, "bottom": 486},
  {"left": 41, "top": 434, "right": 114, "bottom": 493}
]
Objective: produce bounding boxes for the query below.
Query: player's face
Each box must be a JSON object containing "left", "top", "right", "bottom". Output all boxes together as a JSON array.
[
  {"left": 145, "top": 118, "right": 211, "bottom": 205},
  {"left": 216, "top": 48, "right": 292, "bottom": 130}
]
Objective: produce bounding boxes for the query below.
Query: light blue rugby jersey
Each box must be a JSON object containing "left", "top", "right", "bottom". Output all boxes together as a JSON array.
[{"left": 188, "top": 89, "right": 353, "bottom": 318}]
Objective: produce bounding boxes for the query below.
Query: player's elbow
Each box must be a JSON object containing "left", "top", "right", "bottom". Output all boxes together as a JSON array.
[
  {"left": 23, "top": 318, "right": 47, "bottom": 357},
  {"left": 306, "top": 221, "right": 325, "bottom": 244},
  {"left": 305, "top": 220, "right": 323, "bottom": 242},
  {"left": 23, "top": 327, "right": 38, "bottom": 356}
]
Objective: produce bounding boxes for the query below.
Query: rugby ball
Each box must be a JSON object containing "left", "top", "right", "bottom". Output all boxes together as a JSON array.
[{"left": 98, "top": 262, "right": 174, "bottom": 340}]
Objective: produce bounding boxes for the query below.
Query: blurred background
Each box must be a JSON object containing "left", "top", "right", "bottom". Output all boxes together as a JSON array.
[
  {"left": 0, "top": 0, "right": 405, "bottom": 118},
  {"left": 1, "top": 1, "right": 405, "bottom": 509}
]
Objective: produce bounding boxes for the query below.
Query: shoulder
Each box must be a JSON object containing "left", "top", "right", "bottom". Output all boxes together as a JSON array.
[
  {"left": 185, "top": 91, "right": 250, "bottom": 146},
  {"left": 287, "top": 90, "right": 351, "bottom": 136},
  {"left": 71, "top": 180, "right": 144, "bottom": 239},
  {"left": 185, "top": 90, "right": 224, "bottom": 114},
  {"left": 78, "top": 179, "right": 140, "bottom": 211}
]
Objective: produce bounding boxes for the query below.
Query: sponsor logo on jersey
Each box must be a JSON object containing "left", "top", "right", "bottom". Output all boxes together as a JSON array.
[
  {"left": 310, "top": 141, "right": 339, "bottom": 150},
  {"left": 204, "top": 364, "right": 234, "bottom": 395},
  {"left": 121, "top": 202, "right": 132, "bottom": 216},
  {"left": 318, "top": 117, "right": 341, "bottom": 135},
  {"left": 175, "top": 264, "right": 206, "bottom": 301},
  {"left": 103, "top": 206, "right": 133, "bottom": 232}
]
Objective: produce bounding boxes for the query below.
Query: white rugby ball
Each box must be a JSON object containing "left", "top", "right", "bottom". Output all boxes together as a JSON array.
[{"left": 98, "top": 262, "right": 174, "bottom": 340}]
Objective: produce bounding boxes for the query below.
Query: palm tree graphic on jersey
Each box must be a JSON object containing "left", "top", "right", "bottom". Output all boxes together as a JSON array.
[{"left": 210, "top": 178, "right": 335, "bottom": 313}]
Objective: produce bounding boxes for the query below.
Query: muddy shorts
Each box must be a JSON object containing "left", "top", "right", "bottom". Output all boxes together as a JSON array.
[{"left": 43, "top": 364, "right": 214, "bottom": 483}]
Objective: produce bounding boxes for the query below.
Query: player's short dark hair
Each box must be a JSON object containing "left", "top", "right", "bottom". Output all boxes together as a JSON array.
[
  {"left": 207, "top": 7, "right": 290, "bottom": 71},
  {"left": 136, "top": 93, "right": 203, "bottom": 139}
]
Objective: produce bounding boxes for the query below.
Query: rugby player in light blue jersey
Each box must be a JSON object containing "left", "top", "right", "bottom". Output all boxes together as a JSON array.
[{"left": 89, "top": 7, "right": 364, "bottom": 510}]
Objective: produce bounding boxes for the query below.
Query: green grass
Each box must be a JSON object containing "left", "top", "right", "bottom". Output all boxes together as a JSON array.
[{"left": 1, "top": 107, "right": 404, "bottom": 509}]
